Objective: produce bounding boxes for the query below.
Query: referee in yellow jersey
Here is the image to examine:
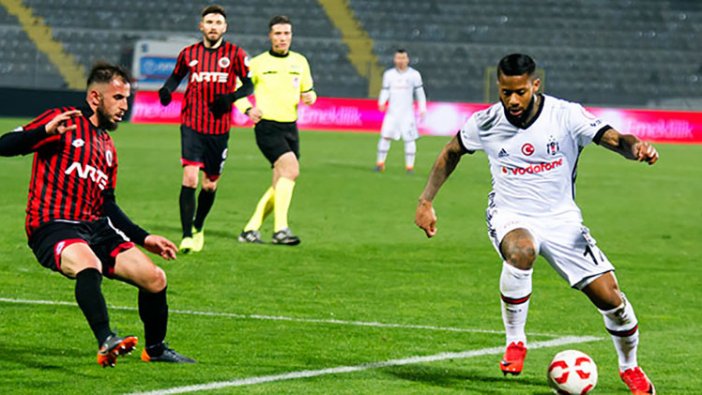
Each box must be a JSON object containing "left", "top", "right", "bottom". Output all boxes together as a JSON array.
[{"left": 235, "top": 15, "right": 316, "bottom": 245}]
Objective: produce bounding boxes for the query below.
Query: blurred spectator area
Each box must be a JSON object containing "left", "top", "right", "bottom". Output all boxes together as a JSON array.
[
  {"left": 350, "top": 0, "right": 702, "bottom": 107},
  {"left": 2, "top": 0, "right": 701, "bottom": 107},
  {"left": 9, "top": 0, "right": 367, "bottom": 98}
]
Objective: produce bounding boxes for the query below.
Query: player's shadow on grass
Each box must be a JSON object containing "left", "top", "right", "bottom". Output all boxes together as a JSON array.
[
  {"left": 0, "top": 342, "right": 93, "bottom": 376},
  {"left": 383, "top": 365, "right": 551, "bottom": 394}
]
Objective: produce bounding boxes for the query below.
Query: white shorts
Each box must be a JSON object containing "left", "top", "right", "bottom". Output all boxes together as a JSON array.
[
  {"left": 380, "top": 113, "right": 418, "bottom": 141},
  {"left": 486, "top": 208, "right": 614, "bottom": 289}
]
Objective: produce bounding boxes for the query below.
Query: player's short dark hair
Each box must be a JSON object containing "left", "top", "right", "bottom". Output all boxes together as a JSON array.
[
  {"left": 202, "top": 4, "right": 226, "bottom": 19},
  {"left": 497, "top": 54, "right": 536, "bottom": 78},
  {"left": 396, "top": 48, "right": 408, "bottom": 55},
  {"left": 86, "top": 62, "right": 130, "bottom": 87},
  {"left": 269, "top": 15, "right": 292, "bottom": 30}
]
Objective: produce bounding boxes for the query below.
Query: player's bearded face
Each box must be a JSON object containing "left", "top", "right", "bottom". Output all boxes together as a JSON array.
[
  {"left": 498, "top": 73, "right": 540, "bottom": 125},
  {"left": 95, "top": 79, "right": 130, "bottom": 131},
  {"left": 200, "top": 14, "right": 226, "bottom": 45}
]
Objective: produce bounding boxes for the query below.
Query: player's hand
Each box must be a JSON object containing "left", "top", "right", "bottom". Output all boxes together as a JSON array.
[
  {"left": 419, "top": 110, "right": 426, "bottom": 122},
  {"left": 209, "top": 94, "right": 234, "bottom": 117},
  {"left": 45, "top": 110, "right": 81, "bottom": 135},
  {"left": 301, "top": 91, "right": 316, "bottom": 105},
  {"left": 143, "top": 235, "right": 177, "bottom": 260},
  {"left": 379, "top": 104, "right": 386, "bottom": 112},
  {"left": 158, "top": 87, "right": 172, "bottom": 106},
  {"left": 632, "top": 141, "right": 659, "bottom": 165},
  {"left": 246, "top": 107, "right": 263, "bottom": 124},
  {"left": 415, "top": 199, "right": 437, "bottom": 238}
]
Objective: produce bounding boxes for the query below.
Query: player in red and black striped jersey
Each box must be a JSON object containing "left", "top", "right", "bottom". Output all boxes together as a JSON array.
[
  {"left": 158, "top": 4, "right": 253, "bottom": 253},
  {"left": 0, "top": 63, "right": 195, "bottom": 366}
]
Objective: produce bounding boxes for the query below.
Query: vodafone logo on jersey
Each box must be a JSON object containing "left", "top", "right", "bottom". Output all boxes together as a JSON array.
[
  {"left": 501, "top": 158, "right": 563, "bottom": 176},
  {"left": 190, "top": 72, "right": 228, "bottom": 83},
  {"left": 521, "top": 143, "right": 535, "bottom": 156}
]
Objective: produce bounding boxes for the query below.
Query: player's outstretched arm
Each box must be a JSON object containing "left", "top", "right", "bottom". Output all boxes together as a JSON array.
[
  {"left": 415, "top": 136, "right": 466, "bottom": 238},
  {"left": 0, "top": 110, "right": 80, "bottom": 156},
  {"left": 597, "top": 127, "right": 659, "bottom": 165}
]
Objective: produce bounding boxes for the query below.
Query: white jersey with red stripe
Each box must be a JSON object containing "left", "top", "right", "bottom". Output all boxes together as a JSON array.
[{"left": 458, "top": 94, "right": 608, "bottom": 222}]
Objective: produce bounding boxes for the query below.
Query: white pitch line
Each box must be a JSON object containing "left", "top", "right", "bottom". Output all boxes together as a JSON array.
[
  {"left": 0, "top": 296, "right": 561, "bottom": 337},
  {"left": 127, "top": 335, "right": 602, "bottom": 395}
]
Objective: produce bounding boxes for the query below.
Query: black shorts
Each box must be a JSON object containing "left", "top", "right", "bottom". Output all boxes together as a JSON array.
[
  {"left": 28, "top": 218, "right": 135, "bottom": 278},
  {"left": 180, "top": 125, "right": 229, "bottom": 180},
  {"left": 254, "top": 120, "right": 299, "bottom": 165}
]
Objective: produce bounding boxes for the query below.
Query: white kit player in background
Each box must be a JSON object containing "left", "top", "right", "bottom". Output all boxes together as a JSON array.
[
  {"left": 375, "top": 49, "right": 427, "bottom": 174},
  {"left": 415, "top": 54, "right": 658, "bottom": 395}
]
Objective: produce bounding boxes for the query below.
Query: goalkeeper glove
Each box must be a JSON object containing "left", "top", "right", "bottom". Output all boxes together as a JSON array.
[{"left": 158, "top": 87, "right": 172, "bottom": 106}]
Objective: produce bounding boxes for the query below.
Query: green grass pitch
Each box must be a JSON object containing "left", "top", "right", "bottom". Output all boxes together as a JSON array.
[{"left": 0, "top": 118, "right": 700, "bottom": 394}]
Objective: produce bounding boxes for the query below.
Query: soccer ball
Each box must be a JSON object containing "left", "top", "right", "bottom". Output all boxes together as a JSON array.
[{"left": 547, "top": 349, "right": 598, "bottom": 394}]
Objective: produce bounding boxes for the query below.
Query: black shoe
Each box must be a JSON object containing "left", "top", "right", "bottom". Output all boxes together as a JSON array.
[
  {"left": 141, "top": 343, "right": 196, "bottom": 363},
  {"left": 238, "top": 230, "right": 263, "bottom": 244},
  {"left": 272, "top": 228, "right": 301, "bottom": 246},
  {"left": 97, "top": 334, "right": 138, "bottom": 367}
]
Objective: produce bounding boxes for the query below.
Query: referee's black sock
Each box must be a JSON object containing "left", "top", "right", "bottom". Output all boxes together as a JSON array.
[
  {"left": 138, "top": 287, "right": 168, "bottom": 350},
  {"left": 180, "top": 186, "right": 196, "bottom": 237},
  {"left": 193, "top": 189, "right": 216, "bottom": 231},
  {"left": 74, "top": 268, "right": 113, "bottom": 346}
]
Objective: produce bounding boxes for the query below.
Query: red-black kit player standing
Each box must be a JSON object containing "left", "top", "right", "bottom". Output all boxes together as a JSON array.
[
  {"left": 158, "top": 4, "right": 253, "bottom": 253},
  {"left": 0, "top": 63, "right": 195, "bottom": 367}
]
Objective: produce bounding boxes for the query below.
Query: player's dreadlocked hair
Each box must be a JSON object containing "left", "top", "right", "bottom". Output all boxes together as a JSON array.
[
  {"left": 87, "top": 62, "right": 130, "bottom": 87},
  {"left": 497, "top": 54, "right": 536, "bottom": 78},
  {"left": 269, "top": 15, "right": 292, "bottom": 30},
  {"left": 201, "top": 4, "right": 226, "bottom": 19}
]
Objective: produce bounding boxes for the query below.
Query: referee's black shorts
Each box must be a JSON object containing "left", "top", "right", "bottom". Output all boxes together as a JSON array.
[
  {"left": 254, "top": 120, "right": 299, "bottom": 165},
  {"left": 28, "top": 218, "right": 135, "bottom": 278}
]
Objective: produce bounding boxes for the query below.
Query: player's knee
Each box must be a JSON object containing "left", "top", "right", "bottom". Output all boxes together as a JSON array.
[
  {"left": 278, "top": 163, "right": 299, "bottom": 180},
  {"left": 285, "top": 167, "right": 299, "bottom": 180},
  {"left": 143, "top": 266, "right": 167, "bottom": 293},
  {"left": 503, "top": 241, "right": 536, "bottom": 269},
  {"left": 202, "top": 179, "right": 218, "bottom": 192},
  {"left": 182, "top": 177, "right": 198, "bottom": 189}
]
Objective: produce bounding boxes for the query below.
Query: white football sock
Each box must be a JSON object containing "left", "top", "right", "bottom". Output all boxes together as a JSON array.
[
  {"left": 500, "top": 262, "right": 533, "bottom": 346},
  {"left": 600, "top": 295, "right": 639, "bottom": 371},
  {"left": 404, "top": 140, "right": 416, "bottom": 170},
  {"left": 376, "top": 138, "right": 391, "bottom": 165}
]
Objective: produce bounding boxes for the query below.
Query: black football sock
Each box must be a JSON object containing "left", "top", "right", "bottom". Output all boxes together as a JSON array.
[
  {"left": 179, "top": 186, "right": 196, "bottom": 237},
  {"left": 138, "top": 287, "right": 168, "bottom": 352},
  {"left": 75, "top": 268, "right": 113, "bottom": 346},
  {"left": 193, "top": 189, "right": 216, "bottom": 231}
]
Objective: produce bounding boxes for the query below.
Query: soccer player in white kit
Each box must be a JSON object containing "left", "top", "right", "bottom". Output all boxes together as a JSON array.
[
  {"left": 415, "top": 54, "right": 658, "bottom": 395},
  {"left": 375, "top": 49, "right": 426, "bottom": 173}
]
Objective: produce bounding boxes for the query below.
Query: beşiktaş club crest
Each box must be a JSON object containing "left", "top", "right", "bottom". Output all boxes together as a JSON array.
[
  {"left": 218, "top": 57, "right": 231, "bottom": 68},
  {"left": 546, "top": 135, "right": 560, "bottom": 155}
]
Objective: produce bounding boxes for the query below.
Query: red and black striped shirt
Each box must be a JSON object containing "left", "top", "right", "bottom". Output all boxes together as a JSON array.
[
  {"left": 21, "top": 107, "right": 118, "bottom": 238},
  {"left": 172, "top": 41, "right": 249, "bottom": 135}
]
